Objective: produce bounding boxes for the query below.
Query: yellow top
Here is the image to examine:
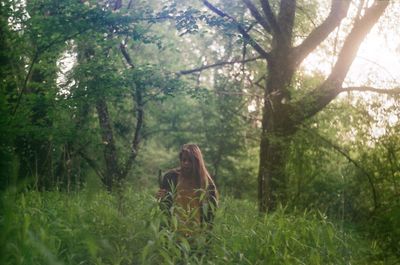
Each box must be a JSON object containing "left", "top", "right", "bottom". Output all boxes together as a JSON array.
[{"left": 174, "top": 174, "right": 202, "bottom": 236}]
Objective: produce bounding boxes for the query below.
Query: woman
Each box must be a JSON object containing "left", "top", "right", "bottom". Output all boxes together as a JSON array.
[{"left": 156, "top": 144, "right": 218, "bottom": 235}]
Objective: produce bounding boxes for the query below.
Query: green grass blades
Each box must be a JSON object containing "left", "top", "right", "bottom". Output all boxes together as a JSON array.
[{"left": 0, "top": 189, "right": 394, "bottom": 265}]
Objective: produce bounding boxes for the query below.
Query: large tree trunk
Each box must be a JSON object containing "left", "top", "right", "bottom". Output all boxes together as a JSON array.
[
  {"left": 258, "top": 131, "right": 289, "bottom": 212},
  {"left": 258, "top": 109, "right": 293, "bottom": 212},
  {"left": 258, "top": 50, "right": 296, "bottom": 211}
]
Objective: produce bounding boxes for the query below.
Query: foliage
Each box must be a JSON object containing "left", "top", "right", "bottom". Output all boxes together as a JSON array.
[
  {"left": 284, "top": 93, "right": 400, "bottom": 256},
  {"left": 0, "top": 0, "right": 188, "bottom": 191}
]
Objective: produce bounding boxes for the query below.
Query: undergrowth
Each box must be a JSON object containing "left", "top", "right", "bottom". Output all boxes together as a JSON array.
[{"left": 0, "top": 189, "right": 393, "bottom": 265}]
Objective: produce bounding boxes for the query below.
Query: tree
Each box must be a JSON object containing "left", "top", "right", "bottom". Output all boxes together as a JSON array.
[
  {"left": 0, "top": 0, "right": 182, "bottom": 192},
  {"left": 1, "top": 0, "right": 87, "bottom": 190},
  {"left": 196, "top": 0, "right": 398, "bottom": 212},
  {"left": 68, "top": 0, "right": 183, "bottom": 192}
]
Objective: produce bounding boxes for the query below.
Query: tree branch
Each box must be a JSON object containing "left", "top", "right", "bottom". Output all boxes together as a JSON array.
[
  {"left": 304, "top": 128, "right": 379, "bottom": 211},
  {"left": 296, "top": 5, "right": 317, "bottom": 28},
  {"left": 121, "top": 92, "right": 143, "bottom": 180},
  {"left": 292, "top": 1, "right": 350, "bottom": 66},
  {"left": 327, "top": 0, "right": 390, "bottom": 86},
  {"left": 215, "top": 90, "right": 262, "bottom": 98},
  {"left": 127, "top": 0, "right": 134, "bottom": 9},
  {"left": 277, "top": 0, "right": 296, "bottom": 46},
  {"left": 120, "top": 42, "right": 134, "bottom": 68},
  {"left": 78, "top": 150, "right": 106, "bottom": 181},
  {"left": 341, "top": 86, "right": 400, "bottom": 95},
  {"left": 119, "top": 38, "right": 143, "bottom": 179},
  {"left": 12, "top": 50, "right": 39, "bottom": 116},
  {"left": 242, "top": 0, "right": 272, "bottom": 33},
  {"left": 260, "top": 0, "right": 280, "bottom": 35},
  {"left": 179, "top": 56, "right": 263, "bottom": 75},
  {"left": 202, "top": 0, "right": 271, "bottom": 59},
  {"left": 291, "top": 0, "right": 390, "bottom": 124}
]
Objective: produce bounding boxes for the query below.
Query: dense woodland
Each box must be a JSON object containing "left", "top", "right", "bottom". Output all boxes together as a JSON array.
[{"left": 1, "top": 0, "right": 400, "bottom": 264}]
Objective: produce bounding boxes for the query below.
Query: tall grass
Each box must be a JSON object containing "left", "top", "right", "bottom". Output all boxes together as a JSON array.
[{"left": 0, "top": 189, "right": 389, "bottom": 264}]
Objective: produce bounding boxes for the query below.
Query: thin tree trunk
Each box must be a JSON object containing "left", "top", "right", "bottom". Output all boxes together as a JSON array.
[{"left": 96, "top": 97, "right": 120, "bottom": 191}]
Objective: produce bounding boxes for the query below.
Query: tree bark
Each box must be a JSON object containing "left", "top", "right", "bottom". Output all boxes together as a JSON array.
[
  {"left": 258, "top": 53, "right": 296, "bottom": 212},
  {"left": 120, "top": 86, "right": 144, "bottom": 180},
  {"left": 96, "top": 97, "right": 119, "bottom": 191}
]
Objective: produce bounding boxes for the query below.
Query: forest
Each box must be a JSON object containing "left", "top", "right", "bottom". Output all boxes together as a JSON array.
[{"left": 1, "top": 0, "right": 399, "bottom": 264}]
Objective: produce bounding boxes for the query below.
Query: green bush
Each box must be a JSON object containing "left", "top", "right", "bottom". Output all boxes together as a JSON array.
[{"left": 0, "top": 189, "right": 393, "bottom": 265}]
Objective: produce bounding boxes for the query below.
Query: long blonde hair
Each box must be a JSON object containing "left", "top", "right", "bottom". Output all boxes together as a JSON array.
[{"left": 179, "top": 144, "right": 217, "bottom": 194}]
